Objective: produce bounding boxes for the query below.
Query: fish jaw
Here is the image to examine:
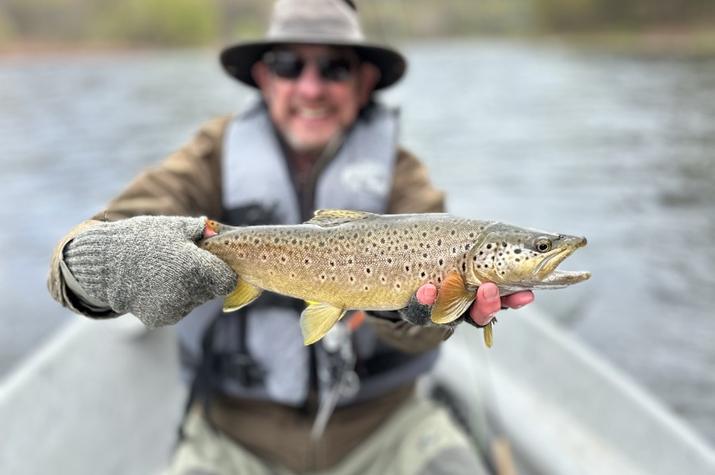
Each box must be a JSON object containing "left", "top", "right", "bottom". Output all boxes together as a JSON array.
[
  {"left": 467, "top": 228, "right": 590, "bottom": 291},
  {"left": 528, "top": 235, "right": 589, "bottom": 287},
  {"left": 535, "top": 269, "right": 591, "bottom": 288}
]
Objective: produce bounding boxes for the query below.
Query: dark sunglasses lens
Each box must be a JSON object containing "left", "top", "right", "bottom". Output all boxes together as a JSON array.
[
  {"left": 319, "top": 58, "right": 354, "bottom": 81},
  {"left": 266, "top": 52, "right": 304, "bottom": 79}
]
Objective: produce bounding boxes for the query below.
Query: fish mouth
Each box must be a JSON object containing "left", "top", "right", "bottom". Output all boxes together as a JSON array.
[
  {"left": 530, "top": 236, "right": 590, "bottom": 288},
  {"left": 539, "top": 269, "right": 591, "bottom": 287}
]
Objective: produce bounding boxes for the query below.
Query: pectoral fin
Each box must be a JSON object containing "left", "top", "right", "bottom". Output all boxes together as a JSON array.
[
  {"left": 223, "top": 280, "right": 263, "bottom": 312},
  {"left": 431, "top": 272, "right": 476, "bottom": 324},
  {"left": 300, "top": 302, "right": 346, "bottom": 345}
]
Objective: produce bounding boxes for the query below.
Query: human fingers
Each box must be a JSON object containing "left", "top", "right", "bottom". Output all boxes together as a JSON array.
[
  {"left": 470, "top": 282, "right": 501, "bottom": 326},
  {"left": 416, "top": 283, "right": 438, "bottom": 305},
  {"left": 501, "top": 290, "right": 534, "bottom": 309}
]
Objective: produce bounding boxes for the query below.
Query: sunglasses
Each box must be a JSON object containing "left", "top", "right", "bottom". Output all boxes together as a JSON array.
[{"left": 262, "top": 50, "right": 357, "bottom": 82}]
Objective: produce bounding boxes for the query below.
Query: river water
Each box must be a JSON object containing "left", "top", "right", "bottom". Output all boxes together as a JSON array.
[{"left": 1, "top": 40, "right": 714, "bottom": 444}]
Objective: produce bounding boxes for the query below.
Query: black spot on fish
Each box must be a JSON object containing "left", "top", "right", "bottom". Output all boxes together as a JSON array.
[
  {"left": 387, "top": 258, "right": 393, "bottom": 264},
  {"left": 439, "top": 259, "right": 444, "bottom": 266},
  {"left": 514, "top": 249, "right": 522, "bottom": 254},
  {"left": 461, "top": 262, "right": 467, "bottom": 272},
  {"left": 469, "top": 232, "right": 475, "bottom": 238},
  {"left": 437, "top": 239, "right": 442, "bottom": 246},
  {"left": 486, "top": 244, "right": 492, "bottom": 250},
  {"left": 420, "top": 271, "right": 426, "bottom": 278},
  {"left": 366, "top": 268, "right": 371, "bottom": 274},
  {"left": 405, "top": 265, "right": 411, "bottom": 271}
]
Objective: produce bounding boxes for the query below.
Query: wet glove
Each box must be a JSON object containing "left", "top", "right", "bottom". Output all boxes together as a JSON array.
[{"left": 63, "top": 215, "right": 237, "bottom": 328}]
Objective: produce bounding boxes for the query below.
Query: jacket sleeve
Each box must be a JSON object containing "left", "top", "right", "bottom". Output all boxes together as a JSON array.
[
  {"left": 367, "top": 148, "right": 453, "bottom": 353},
  {"left": 47, "top": 116, "right": 231, "bottom": 318}
]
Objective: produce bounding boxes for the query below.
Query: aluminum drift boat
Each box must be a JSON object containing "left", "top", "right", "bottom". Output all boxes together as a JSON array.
[{"left": 1, "top": 306, "right": 714, "bottom": 474}]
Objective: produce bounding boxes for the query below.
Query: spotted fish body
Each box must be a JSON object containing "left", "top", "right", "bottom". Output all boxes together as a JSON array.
[{"left": 200, "top": 210, "right": 590, "bottom": 345}]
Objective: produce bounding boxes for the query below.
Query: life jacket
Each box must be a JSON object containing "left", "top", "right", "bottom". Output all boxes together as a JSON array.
[{"left": 176, "top": 101, "right": 439, "bottom": 410}]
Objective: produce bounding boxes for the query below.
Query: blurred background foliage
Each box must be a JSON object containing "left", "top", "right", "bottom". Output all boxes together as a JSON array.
[{"left": 1, "top": 0, "right": 715, "bottom": 50}]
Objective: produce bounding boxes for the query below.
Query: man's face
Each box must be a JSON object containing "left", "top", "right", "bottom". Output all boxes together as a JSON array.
[{"left": 252, "top": 44, "right": 379, "bottom": 154}]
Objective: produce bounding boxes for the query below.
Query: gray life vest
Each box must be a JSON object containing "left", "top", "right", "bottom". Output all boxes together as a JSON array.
[{"left": 177, "top": 101, "right": 439, "bottom": 408}]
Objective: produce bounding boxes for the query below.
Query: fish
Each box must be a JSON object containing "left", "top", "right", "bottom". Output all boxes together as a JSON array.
[{"left": 199, "top": 209, "right": 590, "bottom": 346}]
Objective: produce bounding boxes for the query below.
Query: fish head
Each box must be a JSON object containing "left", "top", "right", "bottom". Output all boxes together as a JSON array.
[{"left": 465, "top": 223, "right": 591, "bottom": 291}]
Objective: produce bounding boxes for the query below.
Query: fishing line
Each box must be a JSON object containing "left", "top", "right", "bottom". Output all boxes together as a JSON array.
[{"left": 461, "top": 324, "right": 518, "bottom": 475}]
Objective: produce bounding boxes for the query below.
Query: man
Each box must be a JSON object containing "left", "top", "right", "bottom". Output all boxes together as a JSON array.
[{"left": 47, "top": 1, "right": 533, "bottom": 473}]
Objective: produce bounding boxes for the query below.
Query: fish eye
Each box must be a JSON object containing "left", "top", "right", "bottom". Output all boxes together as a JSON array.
[{"left": 535, "top": 238, "right": 553, "bottom": 253}]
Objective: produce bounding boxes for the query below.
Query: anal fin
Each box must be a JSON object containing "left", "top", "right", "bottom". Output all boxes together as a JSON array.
[
  {"left": 223, "top": 280, "right": 263, "bottom": 312},
  {"left": 431, "top": 271, "right": 475, "bottom": 324},
  {"left": 300, "top": 302, "right": 346, "bottom": 345}
]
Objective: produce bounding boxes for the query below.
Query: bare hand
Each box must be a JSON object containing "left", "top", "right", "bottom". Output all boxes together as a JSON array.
[{"left": 415, "top": 282, "right": 533, "bottom": 326}]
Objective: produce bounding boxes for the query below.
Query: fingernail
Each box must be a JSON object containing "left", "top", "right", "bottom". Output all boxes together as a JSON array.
[{"left": 484, "top": 286, "right": 499, "bottom": 301}]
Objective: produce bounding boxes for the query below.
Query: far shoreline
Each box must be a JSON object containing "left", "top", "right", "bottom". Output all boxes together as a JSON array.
[{"left": 2, "top": 27, "right": 715, "bottom": 59}]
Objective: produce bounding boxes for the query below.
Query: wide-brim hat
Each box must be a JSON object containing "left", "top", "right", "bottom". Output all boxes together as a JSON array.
[{"left": 220, "top": 0, "right": 407, "bottom": 90}]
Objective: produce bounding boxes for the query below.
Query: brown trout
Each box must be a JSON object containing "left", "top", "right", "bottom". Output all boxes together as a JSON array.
[{"left": 200, "top": 209, "right": 590, "bottom": 346}]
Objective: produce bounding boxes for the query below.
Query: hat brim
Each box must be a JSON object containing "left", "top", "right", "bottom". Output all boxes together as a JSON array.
[{"left": 220, "top": 39, "right": 407, "bottom": 90}]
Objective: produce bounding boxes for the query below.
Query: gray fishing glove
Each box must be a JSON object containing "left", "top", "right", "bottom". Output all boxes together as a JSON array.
[{"left": 63, "top": 215, "right": 237, "bottom": 328}]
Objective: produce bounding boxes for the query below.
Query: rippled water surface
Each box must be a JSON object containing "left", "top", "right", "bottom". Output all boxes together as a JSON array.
[{"left": 1, "top": 41, "right": 714, "bottom": 444}]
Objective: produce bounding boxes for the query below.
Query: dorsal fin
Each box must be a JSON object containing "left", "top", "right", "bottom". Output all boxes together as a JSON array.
[{"left": 305, "top": 209, "right": 376, "bottom": 227}]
